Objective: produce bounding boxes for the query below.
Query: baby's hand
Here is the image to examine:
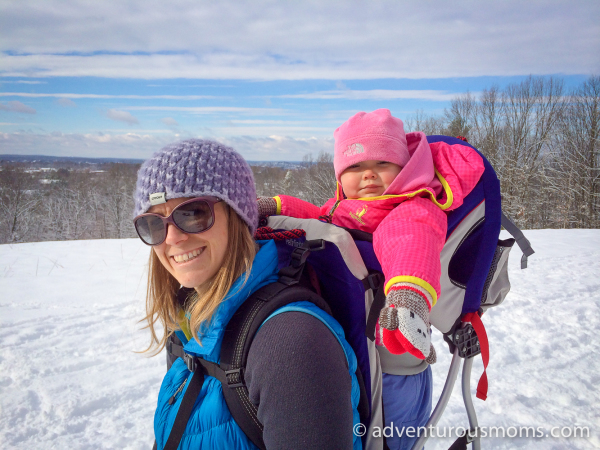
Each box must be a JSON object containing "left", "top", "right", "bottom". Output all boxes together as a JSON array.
[
  {"left": 257, "top": 197, "right": 277, "bottom": 219},
  {"left": 379, "top": 286, "right": 435, "bottom": 362}
]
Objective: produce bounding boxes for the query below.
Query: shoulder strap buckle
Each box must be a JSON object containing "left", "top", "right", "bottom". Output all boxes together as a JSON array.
[
  {"left": 184, "top": 353, "right": 199, "bottom": 373},
  {"left": 363, "top": 272, "right": 384, "bottom": 291},
  {"left": 224, "top": 368, "right": 245, "bottom": 388}
]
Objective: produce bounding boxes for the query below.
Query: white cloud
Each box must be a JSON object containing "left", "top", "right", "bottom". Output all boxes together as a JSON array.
[
  {"left": 278, "top": 90, "right": 460, "bottom": 101},
  {"left": 0, "top": 100, "right": 36, "bottom": 114},
  {"left": 219, "top": 135, "right": 334, "bottom": 160},
  {"left": 126, "top": 106, "right": 286, "bottom": 115},
  {"left": 56, "top": 97, "right": 77, "bottom": 107},
  {"left": 0, "top": 92, "right": 216, "bottom": 100},
  {"left": 0, "top": 131, "right": 333, "bottom": 161},
  {"left": 1, "top": 80, "right": 47, "bottom": 84},
  {"left": 214, "top": 126, "right": 331, "bottom": 138},
  {"left": 0, "top": 131, "right": 173, "bottom": 159},
  {"left": 0, "top": 0, "right": 597, "bottom": 79},
  {"left": 106, "top": 109, "right": 139, "bottom": 124},
  {"left": 160, "top": 117, "right": 179, "bottom": 127}
]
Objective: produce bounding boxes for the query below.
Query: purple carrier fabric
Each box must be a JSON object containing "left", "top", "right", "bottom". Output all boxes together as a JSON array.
[
  {"left": 426, "top": 136, "right": 502, "bottom": 316},
  {"left": 273, "top": 239, "right": 373, "bottom": 420}
]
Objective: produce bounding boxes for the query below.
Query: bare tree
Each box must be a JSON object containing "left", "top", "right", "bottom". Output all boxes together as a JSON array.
[
  {"left": 405, "top": 110, "right": 447, "bottom": 135},
  {"left": 0, "top": 166, "right": 39, "bottom": 243},
  {"left": 298, "top": 152, "right": 337, "bottom": 206},
  {"left": 550, "top": 75, "right": 600, "bottom": 228},
  {"left": 443, "top": 92, "right": 476, "bottom": 139},
  {"left": 99, "top": 164, "right": 138, "bottom": 239}
]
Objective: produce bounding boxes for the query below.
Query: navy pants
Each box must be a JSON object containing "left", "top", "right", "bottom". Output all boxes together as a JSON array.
[{"left": 382, "top": 367, "right": 433, "bottom": 450}]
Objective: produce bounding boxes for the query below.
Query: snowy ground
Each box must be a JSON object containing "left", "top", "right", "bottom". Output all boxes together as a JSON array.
[{"left": 0, "top": 230, "right": 599, "bottom": 449}]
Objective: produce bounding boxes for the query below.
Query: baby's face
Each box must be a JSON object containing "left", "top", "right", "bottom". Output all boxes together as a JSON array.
[{"left": 340, "top": 160, "right": 401, "bottom": 199}]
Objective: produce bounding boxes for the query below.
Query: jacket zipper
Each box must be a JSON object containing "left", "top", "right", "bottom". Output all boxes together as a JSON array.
[
  {"left": 168, "top": 377, "right": 189, "bottom": 405},
  {"left": 328, "top": 199, "right": 342, "bottom": 217}
]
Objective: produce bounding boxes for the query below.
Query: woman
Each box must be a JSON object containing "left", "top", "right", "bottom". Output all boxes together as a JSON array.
[{"left": 133, "top": 139, "right": 360, "bottom": 449}]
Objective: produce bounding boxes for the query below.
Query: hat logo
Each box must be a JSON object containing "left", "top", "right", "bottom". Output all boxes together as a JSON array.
[
  {"left": 149, "top": 192, "right": 166, "bottom": 205},
  {"left": 344, "top": 143, "right": 364, "bottom": 157}
]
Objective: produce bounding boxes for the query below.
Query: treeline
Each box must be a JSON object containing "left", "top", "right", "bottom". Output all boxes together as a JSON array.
[
  {"left": 0, "top": 163, "right": 139, "bottom": 244},
  {"left": 1, "top": 75, "right": 598, "bottom": 244}
]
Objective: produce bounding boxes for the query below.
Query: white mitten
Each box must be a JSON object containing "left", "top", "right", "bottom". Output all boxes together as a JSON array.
[{"left": 379, "top": 285, "right": 435, "bottom": 362}]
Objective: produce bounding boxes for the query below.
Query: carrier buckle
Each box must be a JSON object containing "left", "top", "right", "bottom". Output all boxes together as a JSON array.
[
  {"left": 452, "top": 324, "right": 481, "bottom": 358},
  {"left": 184, "top": 354, "right": 199, "bottom": 372},
  {"left": 363, "top": 273, "right": 384, "bottom": 291},
  {"left": 225, "top": 368, "right": 245, "bottom": 388}
]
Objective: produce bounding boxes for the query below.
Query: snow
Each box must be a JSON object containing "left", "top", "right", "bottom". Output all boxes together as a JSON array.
[{"left": 1, "top": 230, "right": 599, "bottom": 449}]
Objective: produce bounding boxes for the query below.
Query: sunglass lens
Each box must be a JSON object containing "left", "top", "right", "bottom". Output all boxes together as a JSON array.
[
  {"left": 173, "top": 200, "right": 213, "bottom": 233},
  {"left": 135, "top": 215, "right": 166, "bottom": 245}
]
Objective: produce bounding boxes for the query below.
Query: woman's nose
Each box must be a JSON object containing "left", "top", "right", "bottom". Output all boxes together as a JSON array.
[{"left": 164, "top": 223, "right": 188, "bottom": 246}]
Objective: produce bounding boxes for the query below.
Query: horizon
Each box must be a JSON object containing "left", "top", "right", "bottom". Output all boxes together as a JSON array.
[{"left": 1, "top": 0, "right": 599, "bottom": 161}]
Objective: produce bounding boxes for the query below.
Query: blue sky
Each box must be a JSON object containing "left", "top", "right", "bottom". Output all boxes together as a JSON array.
[{"left": 1, "top": 0, "right": 598, "bottom": 161}]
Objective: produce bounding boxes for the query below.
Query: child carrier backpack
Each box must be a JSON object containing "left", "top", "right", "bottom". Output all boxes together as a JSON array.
[{"left": 163, "top": 135, "right": 533, "bottom": 450}]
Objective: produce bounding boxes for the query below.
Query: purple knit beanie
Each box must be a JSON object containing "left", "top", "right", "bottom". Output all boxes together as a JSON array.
[
  {"left": 133, "top": 139, "right": 258, "bottom": 234},
  {"left": 334, "top": 109, "right": 410, "bottom": 181}
]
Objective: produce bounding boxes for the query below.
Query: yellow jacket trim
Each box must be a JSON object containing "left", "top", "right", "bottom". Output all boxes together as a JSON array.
[
  {"left": 385, "top": 276, "right": 438, "bottom": 307},
  {"left": 433, "top": 169, "right": 453, "bottom": 210},
  {"left": 273, "top": 196, "right": 282, "bottom": 215},
  {"left": 177, "top": 310, "right": 193, "bottom": 341},
  {"left": 344, "top": 170, "right": 454, "bottom": 210},
  {"left": 336, "top": 182, "right": 344, "bottom": 201}
]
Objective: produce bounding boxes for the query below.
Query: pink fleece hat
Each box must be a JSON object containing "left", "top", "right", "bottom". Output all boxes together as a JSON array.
[{"left": 334, "top": 109, "right": 410, "bottom": 181}]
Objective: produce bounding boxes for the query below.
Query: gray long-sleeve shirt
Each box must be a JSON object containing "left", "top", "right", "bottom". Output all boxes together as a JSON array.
[{"left": 245, "top": 311, "right": 354, "bottom": 449}]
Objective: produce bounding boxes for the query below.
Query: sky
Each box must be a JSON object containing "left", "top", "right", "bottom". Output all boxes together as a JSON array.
[{"left": 0, "top": 0, "right": 599, "bottom": 161}]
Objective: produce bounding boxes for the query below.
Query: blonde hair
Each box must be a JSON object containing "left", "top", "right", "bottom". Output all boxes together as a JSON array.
[{"left": 141, "top": 205, "right": 257, "bottom": 355}]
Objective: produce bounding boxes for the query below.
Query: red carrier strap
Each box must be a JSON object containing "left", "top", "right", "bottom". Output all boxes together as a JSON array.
[
  {"left": 254, "top": 226, "right": 306, "bottom": 241},
  {"left": 462, "top": 312, "right": 489, "bottom": 401}
]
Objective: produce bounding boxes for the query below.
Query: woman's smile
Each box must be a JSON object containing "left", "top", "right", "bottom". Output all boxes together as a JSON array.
[{"left": 171, "top": 246, "right": 206, "bottom": 264}]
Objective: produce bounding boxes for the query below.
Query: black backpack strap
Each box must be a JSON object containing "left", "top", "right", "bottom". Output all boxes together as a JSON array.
[
  {"left": 164, "top": 281, "right": 330, "bottom": 450},
  {"left": 364, "top": 272, "right": 386, "bottom": 341},
  {"left": 162, "top": 365, "right": 206, "bottom": 450},
  {"left": 219, "top": 281, "right": 331, "bottom": 449}
]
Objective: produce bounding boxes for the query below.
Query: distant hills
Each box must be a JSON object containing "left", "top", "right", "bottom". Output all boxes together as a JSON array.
[
  {"left": 0, "top": 154, "right": 145, "bottom": 164},
  {"left": 0, "top": 154, "right": 304, "bottom": 168}
]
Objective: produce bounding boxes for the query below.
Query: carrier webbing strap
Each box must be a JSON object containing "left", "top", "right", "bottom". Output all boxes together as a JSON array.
[
  {"left": 462, "top": 312, "right": 489, "bottom": 401},
  {"left": 501, "top": 211, "right": 535, "bottom": 269},
  {"left": 448, "top": 432, "right": 469, "bottom": 450},
  {"left": 364, "top": 272, "right": 385, "bottom": 341},
  {"left": 162, "top": 368, "right": 205, "bottom": 450}
]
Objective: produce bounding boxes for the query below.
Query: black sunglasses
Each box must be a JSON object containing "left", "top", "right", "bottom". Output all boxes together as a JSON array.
[{"left": 133, "top": 196, "right": 223, "bottom": 246}]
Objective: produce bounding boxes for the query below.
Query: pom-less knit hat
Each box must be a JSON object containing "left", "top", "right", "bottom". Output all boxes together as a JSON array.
[
  {"left": 334, "top": 109, "right": 410, "bottom": 181},
  {"left": 133, "top": 139, "right": 258, "bottom": 234}
]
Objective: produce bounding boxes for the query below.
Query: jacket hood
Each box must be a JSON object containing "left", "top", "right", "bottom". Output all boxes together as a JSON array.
[{"left": 383, "top": 131, "right": 443, "bottom": 196}]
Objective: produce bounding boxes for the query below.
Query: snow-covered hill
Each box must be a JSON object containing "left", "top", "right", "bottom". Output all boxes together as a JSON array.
[{"left": 1, "top": 230, "right": 599, "bottom": 449}]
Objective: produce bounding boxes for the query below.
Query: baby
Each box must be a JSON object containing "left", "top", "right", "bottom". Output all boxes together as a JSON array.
[{"left": 258, "top": 109, "right": 484, "bottom": 361}]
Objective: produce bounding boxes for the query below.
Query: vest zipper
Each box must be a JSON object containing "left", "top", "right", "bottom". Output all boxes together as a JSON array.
[{"left": 168, "top": 377, "right": 189, "bottom": 405}]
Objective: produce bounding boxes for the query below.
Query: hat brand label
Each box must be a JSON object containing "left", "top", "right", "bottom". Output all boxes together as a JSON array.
[
  {"left": 344, "top": 143, "right": 365, "bottom": 156},
  {"left": 149, "top": 192, "right": 167, "bottom": 205}
]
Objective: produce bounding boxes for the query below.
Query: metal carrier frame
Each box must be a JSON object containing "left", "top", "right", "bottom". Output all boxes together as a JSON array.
[{"left": 411, "top": 322, "right": 482, "bottom": 450}]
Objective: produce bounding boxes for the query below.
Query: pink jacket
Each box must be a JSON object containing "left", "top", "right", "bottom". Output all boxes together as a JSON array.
[{"left": 274, "top": 133, "right": 485, "bottom": 307}]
